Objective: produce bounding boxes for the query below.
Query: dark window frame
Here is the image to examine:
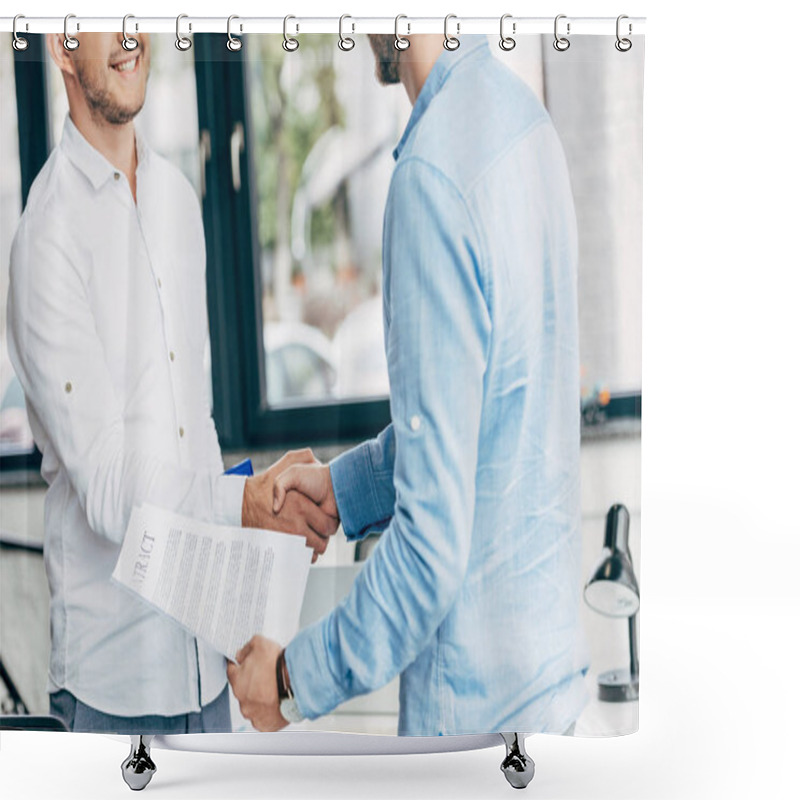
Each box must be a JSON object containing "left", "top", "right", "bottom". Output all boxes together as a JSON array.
[
  {"left": 1, "top": 37, "right": 49, "bottom": 475},
  {"left": 194, "top": 36, "right": 391, "bottom": 450}
]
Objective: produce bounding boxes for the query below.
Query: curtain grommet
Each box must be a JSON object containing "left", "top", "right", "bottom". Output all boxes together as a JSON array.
[
  {"left": 615, "top": 15, "right": 632, "bottom": 52},
  {"left": 394, "top": 15, "right": 410, "bottom": 51},
  {"left": 283, "top": 15, "right": 299, "bottom": 52},
  {"left": 499, "top": 14, "right": 516, "bottom": 51},
  {"left": 175, "top": 14, "right": 192, "bottom": 51},
  {"left": 121, "top": 14, "right": 139, "bottom": 52},
  {"left": 226, "top": 15, "right": 242, "bottom": 52},
  {"left": 12, "top": 14, "right": 29, "bottom": 51},
  {"left": 553, "top": 14, "right": 571, "bottom": 52},
  {"left": 338, "top": 14, "right": 355, "bottom": 51},
  {"left": 444, "top": 14, "right": 460, "bottom": 51},
  {"left": 63, "top": 13, "right": 79, "bottom": 51}
]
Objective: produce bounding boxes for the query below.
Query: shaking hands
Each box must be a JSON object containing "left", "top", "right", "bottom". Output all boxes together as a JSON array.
[
  {"left": 241, "top": 449, "right": 339, "bottom": 562},
  {"left": 230, "top": 456, "right": 340, "bottom": 730}
]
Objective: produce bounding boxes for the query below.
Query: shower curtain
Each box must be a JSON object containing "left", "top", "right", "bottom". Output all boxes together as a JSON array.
[{"left": 0, "top": 21, "right": 644, "bottom": 743}]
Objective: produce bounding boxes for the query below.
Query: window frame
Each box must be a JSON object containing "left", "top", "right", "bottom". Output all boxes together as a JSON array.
[
  {"left": 195, "top": 35, "right": 391, "bottom": 450},
  {"left": 1, "top": 37, "right": 49, "bottom": 476}
]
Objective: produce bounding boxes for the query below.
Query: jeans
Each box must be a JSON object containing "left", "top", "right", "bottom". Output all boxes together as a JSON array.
[{"left": 49, "top": 685, "right": 231, "bottom": 734}]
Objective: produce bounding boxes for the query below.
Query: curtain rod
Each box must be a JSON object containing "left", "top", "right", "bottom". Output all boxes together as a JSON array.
[{"left": 1, "top": 16, "right": 646, "bottom": 36}]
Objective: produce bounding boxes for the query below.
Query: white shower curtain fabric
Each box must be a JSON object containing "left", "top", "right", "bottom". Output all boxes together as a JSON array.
[{"left": 0, "top": 30, "right": 643, "bottom": 739}]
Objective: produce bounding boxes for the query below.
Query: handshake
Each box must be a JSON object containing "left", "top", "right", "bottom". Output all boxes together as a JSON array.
[{"left": 240, "top": 449, "right": 339, "bottom": 562}]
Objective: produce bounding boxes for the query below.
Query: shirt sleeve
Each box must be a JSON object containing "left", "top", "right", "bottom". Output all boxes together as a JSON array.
[
  {"left": 190, "top": 195, "right": 246, "bottom": 527},
  {"left": 328, "top": 424, "right": 396, "bottom": 541},
  {"left": 6, "top": 216, "right": 245, "bottom": 544},
  {"left": 286, "top": 158, "right": 490, "bottom": 719}
]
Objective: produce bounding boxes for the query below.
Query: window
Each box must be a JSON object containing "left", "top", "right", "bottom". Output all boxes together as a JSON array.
[
  {"left": 502, "top": 37, "right": 643, "bottom": 427},
  {"left": 543, "top": 38, "right": 643, "bottom": 398},
  {"left": 191, "top": 34, "right": 397, "bottom": 448},
  {"left": 229, "top": 35, "right": 641, "bottom": 443},
  {"left": 0, "top": 43, "right": 34, "bottom": 459},
  {"left": 244, "top": 36, "right": 404, "bottom": 410}
]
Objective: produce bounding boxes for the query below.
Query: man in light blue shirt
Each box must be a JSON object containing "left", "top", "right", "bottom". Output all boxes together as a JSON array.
[{"left": 228, "top": 33, "right": 590, "bottom": 736}]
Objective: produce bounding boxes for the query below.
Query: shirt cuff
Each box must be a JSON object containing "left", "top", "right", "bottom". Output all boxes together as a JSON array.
[
  {"left": 212, "top": 473, "right": 247, "bottom": 527},
  {"left": 329, "top": 441, "right": 392, "bottom": 541},
  {"left": 285, "top": 616, "right": 347, "bottom": 721}
]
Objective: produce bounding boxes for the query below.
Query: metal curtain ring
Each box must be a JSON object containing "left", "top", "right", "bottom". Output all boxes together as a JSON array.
[
  {"left": 227, "top": 15, "right": 242, "bottom": 52},
  {"left": 394, "top": 15, "right": 410, "bottom": 51},
  {"left": 64, "top": 13, "right": 79, "bottom": 51},
  {"left": 338, "top": 14, "right": 355, "bottom": 51},
  {"left": 615, "top": 14, "right": 632, "bottom": 51},
  {"left": 499, "top": 14, "right": 516, "bottom": 51},
  {"left": 444, "top": 14, "right": 460, "bottom": 51},
  {"left": 553, "top": 14, "right": 570, "bottom": 52},
  {"left": 12, "top": 14, "right": 29, "bottom": 51},
  {"left": 175, "top": 14, "right": 192, "bottom": 51},
  {"left": 283, "top": 15, "right": 299, "bottom": 52},
  {"left": 122, "top": 14, "right": 139, "bottom": 51}
]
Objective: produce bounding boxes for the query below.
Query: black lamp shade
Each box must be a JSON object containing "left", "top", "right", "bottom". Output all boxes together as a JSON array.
[
  {"left": 583, "top": 504, "right": 640, "bottom": 618},
  {"left": 584, "top": 551, "right": 640, "bottom": 617}
]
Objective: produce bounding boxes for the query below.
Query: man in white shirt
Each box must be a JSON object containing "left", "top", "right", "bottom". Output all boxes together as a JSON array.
[{"left": 6, "top": 32, "right": 337, "bottom": 733}]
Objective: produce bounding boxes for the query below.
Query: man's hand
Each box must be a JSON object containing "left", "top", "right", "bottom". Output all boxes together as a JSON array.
[
  {"left": 242, "top": 449, "right": 339, "bottom": 561},
  {"left": 227, "top": 636, "right": 288, "bottom": 731},
  {"left": 273, "top": 463, "right": 338, "bottom": 520}
]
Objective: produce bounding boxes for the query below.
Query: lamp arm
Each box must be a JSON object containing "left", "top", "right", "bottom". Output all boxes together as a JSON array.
[{"left": 628, "top": 612, "right": 639, "bottom": 680}]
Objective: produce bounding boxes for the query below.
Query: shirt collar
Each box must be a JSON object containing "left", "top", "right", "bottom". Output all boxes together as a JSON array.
[
  {"left": 60, "top": 113, "right": 150, "bottom": 190},
  {"left": 393, "top": 34, "right": 490, "bottom": 161}
]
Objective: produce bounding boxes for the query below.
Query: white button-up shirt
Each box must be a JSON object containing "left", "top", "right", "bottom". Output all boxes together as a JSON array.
[{"left": 7, "top": 115, "right": 246, "bottom": 717}]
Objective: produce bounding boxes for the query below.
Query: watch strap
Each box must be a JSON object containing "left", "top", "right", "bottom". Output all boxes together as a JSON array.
[{"left": 276, "top": 649, "right": 292, "bottom": 701}]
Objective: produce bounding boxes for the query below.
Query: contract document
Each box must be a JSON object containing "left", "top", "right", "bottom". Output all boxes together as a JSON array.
[{"left": 112, "top": 504, "right": 312, "bottom": 661}]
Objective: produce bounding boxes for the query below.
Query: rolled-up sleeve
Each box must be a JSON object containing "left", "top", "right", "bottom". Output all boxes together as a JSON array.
[
  {"left": 329, "top": 424, "right": 396, "bottom": 541},
  {"left": 7, "top": 218, "right": 244, "bottom": 544},
  {"left": 286, "top": 158, "right": 490, "bottom": 720}
]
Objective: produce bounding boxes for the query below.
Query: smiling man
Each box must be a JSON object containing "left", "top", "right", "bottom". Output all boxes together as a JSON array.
[{"left": 6, "top": 32, "right": 337, "bottom": 734}]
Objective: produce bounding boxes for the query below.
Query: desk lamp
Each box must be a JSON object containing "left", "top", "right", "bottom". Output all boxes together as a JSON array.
[{"left": 584, "top": 503, "right": 639, "bottom": 702}]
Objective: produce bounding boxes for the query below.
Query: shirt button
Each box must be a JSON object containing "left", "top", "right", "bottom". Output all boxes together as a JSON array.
[
  {"left": 114, "top": 172, "right": 120, "bottom": 181},
  {"left": 65, "top": 381, "right": 73, "bottom": 394},
  {"left": 410, "top": 415, "right": 421, "bottom": 431},
  {"left": 157, "top": 278, "right": 162, "bottom": 289},
  {"left": 169, "top": 351, "right": 175, "bottom": 362},
  {"left": 179, "top": 426, "right": 185, "bottom": 438}
]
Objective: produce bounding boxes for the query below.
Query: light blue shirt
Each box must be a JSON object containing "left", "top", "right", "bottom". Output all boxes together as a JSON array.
[{"left": 286, "top": 36, "right": 590, "bottom": 736}]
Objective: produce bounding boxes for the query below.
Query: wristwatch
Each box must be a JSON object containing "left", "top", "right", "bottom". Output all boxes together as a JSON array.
[{"left": 276, "top": 648, "right": 304, "bottom": 724}]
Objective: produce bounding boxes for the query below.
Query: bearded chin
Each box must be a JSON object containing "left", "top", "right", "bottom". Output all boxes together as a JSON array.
[
  {"left": 88, "top": 92, "right": 143, "bottom": 125},
  {"left": 368, "top": 35, "right": 402, "bottom": 85},
  {"left": 75, "top": 63, "right": 147, "bottom": 125}
]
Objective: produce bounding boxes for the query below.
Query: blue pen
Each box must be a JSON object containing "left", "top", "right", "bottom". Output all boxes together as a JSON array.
[{"left": 224, "top": 458, "right": 254, "bottom": 477}]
